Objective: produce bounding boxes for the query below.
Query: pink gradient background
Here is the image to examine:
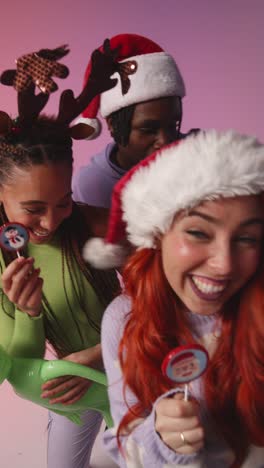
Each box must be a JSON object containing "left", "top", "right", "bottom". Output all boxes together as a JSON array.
[{"left": 0, "top": 1, "right": 263, "bottom": 466}]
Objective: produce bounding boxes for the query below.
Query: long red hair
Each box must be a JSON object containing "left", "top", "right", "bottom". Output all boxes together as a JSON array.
[{"left": 117, "top": 248, "right": 264, "bottom": 467}]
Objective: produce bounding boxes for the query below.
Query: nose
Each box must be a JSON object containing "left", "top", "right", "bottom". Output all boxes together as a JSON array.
[
  {"left": 39, "top": 211, "right": 60, "bottom": 232},
  {"left": 153, "top": 128, "right": 172, "bottom": 150},
  {"left": 207, "top": 243, "right": 234, "bottom": 276}
]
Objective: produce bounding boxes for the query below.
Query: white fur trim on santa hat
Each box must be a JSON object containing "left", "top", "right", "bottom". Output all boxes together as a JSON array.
[
  {"left": 74, "top": 117, "right": 102, "bottom": 140},
  {"left": 83, "top": 237, "right": 129, "bottom": 269},
  {"left": 121, "top": 129, "right": 264, "bottom": 249},
  {"left": 100, "top": 52, "right": 185, "bottom": 117}
]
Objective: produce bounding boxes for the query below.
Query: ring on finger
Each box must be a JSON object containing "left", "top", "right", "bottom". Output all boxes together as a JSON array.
[
  {"left": 25, "top": 269, "right": 34, "bottom": 279},
  {"left": 180, "top": 431, "right": 191, "bottom": 446}
]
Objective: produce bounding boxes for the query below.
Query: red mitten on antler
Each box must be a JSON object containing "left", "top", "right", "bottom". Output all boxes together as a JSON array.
[{"left": 1, "top": 45, "right": 69, "bottom": 94}]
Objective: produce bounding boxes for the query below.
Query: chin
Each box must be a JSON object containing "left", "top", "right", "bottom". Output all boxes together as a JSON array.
[
  {"left": 191, "top": 303, "right": 222, "bottom": 316},
  {"left": 29, "top": 233, "right": 53, "bottom": 244}
]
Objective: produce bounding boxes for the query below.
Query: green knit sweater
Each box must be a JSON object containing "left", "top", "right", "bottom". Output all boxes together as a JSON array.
[{"left": 0, "top": 233, "right": 104, "bottom": 359}]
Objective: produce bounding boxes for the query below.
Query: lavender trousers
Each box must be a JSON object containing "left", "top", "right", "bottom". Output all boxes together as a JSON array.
[{"left": 47, "top": 409, "right": 103, "bottom": 468}]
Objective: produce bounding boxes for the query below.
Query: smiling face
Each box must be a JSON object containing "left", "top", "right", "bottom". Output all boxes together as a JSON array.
[
  {"left": 108, "top": 96, "right": 182, "bottom": 170},
  {"left": 0, "top": 162, "right": 73, "bottom": 244},
  {"left": 161, "top": 195, "right": 264, "bottom": 316}
]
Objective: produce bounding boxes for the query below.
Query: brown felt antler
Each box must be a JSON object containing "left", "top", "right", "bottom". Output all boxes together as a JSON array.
[
  {"left": 0, "top": 41, "right": 121, "bottom": 141},
  {"left": 57, "top": 39, "right": 119, "bottom": 127},
  {"left": 0, "top": 45, "right": 69, "bottom": 128}
]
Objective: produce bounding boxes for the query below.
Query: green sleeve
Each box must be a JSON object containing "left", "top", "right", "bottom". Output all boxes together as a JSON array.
[
  {"left": 8, "top": 309, "right": 46, "bottom": 358},
  {"left": 0, "top": 293, "right": 46, "bottom": 358},
  {"left": 0, "top": 251, "right": 46, "bottom": 358}
]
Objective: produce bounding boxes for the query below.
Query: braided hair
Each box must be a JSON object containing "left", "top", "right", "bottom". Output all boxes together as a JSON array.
[{"left": 108, "top": 103, "right": 136, "bottom": 146}]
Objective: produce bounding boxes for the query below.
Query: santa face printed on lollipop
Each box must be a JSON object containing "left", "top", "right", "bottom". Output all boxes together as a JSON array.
[
  {"left": 0, "top": 222, "right": 29, "bottom": 252},
  {"left": 171, "top": 352, "right": 201, "bottom": 381},
  {"left": 162, "top": 343, "right": 209, "bottom": 384}
]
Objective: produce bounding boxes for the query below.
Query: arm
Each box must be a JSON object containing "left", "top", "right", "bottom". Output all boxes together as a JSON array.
[
  {"left": 41, "top": 356, "right": 107, "bottom": 385},
  {"left": 102, "top": 295, "right": 204, "bottom": 468},
  {"left": 0, "top": 256, "right": 46, "bottom": 358},
  {"left": 41, "top": 344, "right": 104, "bottom": 405}
]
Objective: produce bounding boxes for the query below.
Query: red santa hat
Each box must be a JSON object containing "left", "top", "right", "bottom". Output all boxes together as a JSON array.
[
  {"left": 79, "top": 33, "right": 186, "bottom": 140},
  {"left": 83, "top": 129, "right": 264, "bottom": 268}
]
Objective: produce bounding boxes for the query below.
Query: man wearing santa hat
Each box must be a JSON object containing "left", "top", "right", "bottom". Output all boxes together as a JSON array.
[{"left": 72, "top": 33, "right": 198, "bottom": 208}]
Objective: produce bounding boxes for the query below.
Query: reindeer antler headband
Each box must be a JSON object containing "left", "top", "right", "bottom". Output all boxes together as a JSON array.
[{"left": 0, "top": 39, "right": 124, "bottom": 143}]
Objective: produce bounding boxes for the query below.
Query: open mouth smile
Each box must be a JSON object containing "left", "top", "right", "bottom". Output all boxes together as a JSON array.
[
  {"left": 190, "top": 274, "right": 228, "bottom": 301},
  {"left": 30, "top": 229, "right": 52, "bottom": 239}
]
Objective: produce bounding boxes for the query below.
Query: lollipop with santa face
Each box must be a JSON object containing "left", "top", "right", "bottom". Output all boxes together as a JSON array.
[
  {"left": 162, "top": 344, "right": 209, "bottom": 401},
  {"left": 0, "top": 222, "right": 29, "bottom": 257}
]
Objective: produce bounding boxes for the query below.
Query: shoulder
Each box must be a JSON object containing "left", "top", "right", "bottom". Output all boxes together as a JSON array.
[
  {"left": 72, "top": 153, "right": 106, "bottom": 191},
  {"left": 103, "top": 294, "right": 131, "bottom": 325},
  {"left": 72, "top": 144, "right": 118, "bottom": 207},
  {"left": 74, "top": 143, "right": 114, "bottom": 179},
  {"left": 102, "top": 294, "right": 131, "bottom": 359}
]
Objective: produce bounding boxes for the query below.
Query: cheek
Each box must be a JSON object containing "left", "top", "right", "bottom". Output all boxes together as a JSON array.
[
  {"left": 4, "top": 204, "right": 25, "bottom": 223},
  {"left": 162, "top": 237, "right": 201, "bottom": 269},
  {"left": 239, "top": 249, "right": 261, "bottom": 280},
  {"left": 130, "top": 132, "right": 154, "bottom": 150},
  {"left": 173, "top": 367, "right": 182, "bottom": 376}
]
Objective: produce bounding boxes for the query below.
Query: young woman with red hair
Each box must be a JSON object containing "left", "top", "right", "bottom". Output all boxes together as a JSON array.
[{"left": 85, "top": 129, "right": 264, "bottom": 467}]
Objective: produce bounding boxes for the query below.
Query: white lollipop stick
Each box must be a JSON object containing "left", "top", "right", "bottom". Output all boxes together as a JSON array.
[{"left": 184, "top": 383, "right": 188, "bottom": 401}]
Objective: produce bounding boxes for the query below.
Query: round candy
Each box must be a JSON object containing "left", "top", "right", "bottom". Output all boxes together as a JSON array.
[
  {"left": 0, "top": 222, "right": 29, "bottom": 252},
  {"left": 162, "top": 343, "right": 209, "bottom": 384}
]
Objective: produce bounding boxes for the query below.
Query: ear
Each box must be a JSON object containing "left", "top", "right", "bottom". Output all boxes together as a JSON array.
[{"left": 106, "top": 116, "right": 114, "bottom": 136}]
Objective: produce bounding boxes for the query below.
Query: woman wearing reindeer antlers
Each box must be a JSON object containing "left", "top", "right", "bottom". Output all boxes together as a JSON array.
[{"left": 0, "top": 42, "right": 119, "bottom": 468}]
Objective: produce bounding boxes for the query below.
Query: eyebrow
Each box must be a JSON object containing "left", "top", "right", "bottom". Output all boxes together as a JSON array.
[
  {"left": 188, "top": 210, "right": 264, "bottom": 227},
  {"left": 20, "top": 191, "right": 72, "bottom": 206},
  {"left": 138, "top": 120, "right": 161, "bottom": 127}
]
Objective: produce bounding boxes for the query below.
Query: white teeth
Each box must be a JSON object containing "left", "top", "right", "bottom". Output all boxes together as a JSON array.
[
  {"left": 32, "top": 230, "right": 50, "bottom": 237},
  {"left": 192, "top": 277, "right": 226, "bottom": 295}
]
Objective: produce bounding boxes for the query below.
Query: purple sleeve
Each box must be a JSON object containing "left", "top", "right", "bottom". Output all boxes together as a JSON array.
[
  {"left": 101, "top": 295, "right": 203, "bottom": 468},
  {"left": 72, "top": 163, "right": 114, "bottom": 208}
]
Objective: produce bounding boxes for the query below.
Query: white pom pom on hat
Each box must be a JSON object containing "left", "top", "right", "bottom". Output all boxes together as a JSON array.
[
  {"left": 76, "top": 33, "right": 186, "bottom": 140},
  {"left": 83, "top": 129, "right": 264, "bottom": 269}
]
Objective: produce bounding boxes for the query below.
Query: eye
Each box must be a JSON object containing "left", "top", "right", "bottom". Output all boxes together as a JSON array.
[
  {"left": 235, "top": 235, "right": 259, "bottom": 245},
  {"left": 186, "top": 229, "right": 209, "bottom": 240},
  {"left": 139, "top": 127, "right": 158, "bottom": 135},
  {"left": 24, "top": 208, "right": 44, "bottom": 215}
]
